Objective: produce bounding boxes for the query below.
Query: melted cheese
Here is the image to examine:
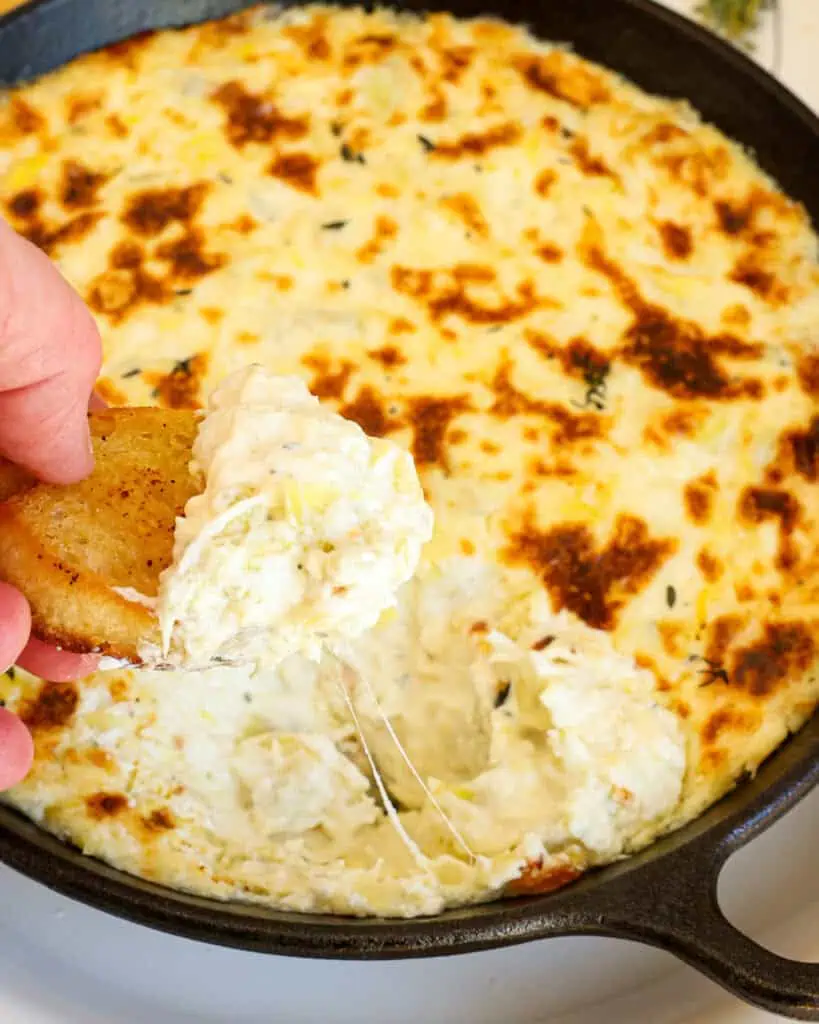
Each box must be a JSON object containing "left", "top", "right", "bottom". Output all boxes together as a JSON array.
[{"left": 153, "top": 364, "right": 432, "bottom": 669}]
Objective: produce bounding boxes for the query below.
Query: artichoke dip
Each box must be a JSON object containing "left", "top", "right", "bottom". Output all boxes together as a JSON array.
[
  {"left": 153, "top": 364, "right": 433, "bottom": 669},
  {"left": 5, "top": 2, "right": 819, "bottom": 919}
]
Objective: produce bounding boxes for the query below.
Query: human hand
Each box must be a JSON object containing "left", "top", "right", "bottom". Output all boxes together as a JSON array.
[{"left": 0, "top": 219, "right": 103, "bottom": 789}]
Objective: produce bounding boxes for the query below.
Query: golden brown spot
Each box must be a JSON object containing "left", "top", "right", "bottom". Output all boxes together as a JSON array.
[
  {"left": 715, "top": 200, "right": 751, "bottom": 236},
  {"left": 87, "top": 240, "right": 170, "bottom": 323},
  {"left": 106, "top": 113, "right": 129, "bottom": 138},
  {"left": 388, "top": 317, "right": 415, "bottom": 336},
  {"left": 537, "top": 242, "right": 563, "bottom": 263},
  {"left": 504, "top": 513, "right": 676, "bottom": 630},
  {"left": 658, "top": 221, "right": 692, "bottom": 260},
  {"left": 257, "top": 270, "right": 294, "bottom": 291},
  {"left": 641, "top": 122, "right": 687, "bottom": 146},
  {"left": 269, "top": 152, "right": 319, "bottom": 195},
  {"left": 211, "top": 81, "right": 308, "bottom": 148},
  {"left": 368, "top": 345, "right": 406, "bottom": 368},
  {"left": 7, "top": 188, "right": 41, "bottom": 219},
  {"left": 340, "top": 386, "right": 400, "bottom": 438},
  {"left": 514, "top": 52, "right": 610, "bottom": 108},
  {"left": 143, "top": 808, "right": 175, "bottom": 831},
  {"left": 730, "top": 254, "right": 789, "bottom": 306},
  {"left": 420, "top": 88, "right": 448, "bottom": 123},
  {"left": 739, "top": 485, "right": 801, "bottom": 570},
  {"left": 796, "top": 353, "right": 819, "bottom": 397},
  {"left": 706, "top": 614, "right": 745, "bottom": 666},
  {"left": 507, "top": 858, "right": 581, "bottom": 896},
  {"left": 684, "top": 472, "right": 717, "bottom": 525},
  {"left": 343, "top": 32, "right": 397, "bottom": 68},
  {"left": 102, "top": 29, "right": 156, "bottom": 67},
  {"left": 199, "top": 306, "right": 224, "bottom": 325},
  {"left": 65, "top": 91, "right": 102, "bottom": 124},
  {"left": 376, "top": 182, "right": 400, "bottom": 198},
  {"left": 697, "top": 548, "right": 723, "bottom": 582},
  {"left": 60, "top": 160, "right": 107, "bottom": 209},
  {"left": 570, "top": 137, "right": 618, "bottom": 181},
  {"left": 702, "top": 708, "right": 735, "bottom": 746},
  {"left": 406, "top": 395, "right": 472, "bottom": 469},
  {"left": 301, "top": 352, "right": 355, "bottom": 401},
  {"left": 460, "top": 538, "right": 476, "bottom": 556},
  {"left": 721, "top": 303, "right": 751, "bottom": 329},
  {"left": 730, "top": 622, "right": 814, "bottom": 697},
  {"left": 86, "top": 792, "right": 128, "bottom": 819},
  {"left": 226, "top": 213, "right": 258, "bottom": 235},
  {"left": 9, "top": 97, "right": 45, "bottom": 135},
  {"left": 391, "top": 263, "right": 540, "bottom": 326},
  {"left": 491, "top": 356, "right": 603, "bottom": 445},
  {"left": 121, "top": 183, "right": 209, "bottom": 238},
  {"left": 658, "top": 620, "right": 686, "bottom": 658},
  {"left": 20, "top": 681, "right": 78, "bottom": 730},
  {"left": 528, "top": 332, "right": 610, "bottom": 389},
  {"left": 583, "top": 239, "right": 763, "bottom": 400},
  {"left": 439, "top": 193, "right": 489, "bottom": 238},
  {"left": 714, "top": 187, "right": 798, "bottom": 239},
  {"left": 772, "top": 416, "right": 819, "bottom": 484},
  {"left": 95, "top": 377, "right": 128, "bottom": 406},
  {"left": 108, "top": 677, "right": 129, "bottom": 702},
  {"left": 146, "top": 353, "right": 209, "bottom": 410},
  {"left": 481, "top": 440, "right": 501, "bottom": 455},
  {"left": 87, "top": 749, "right": 115, "bottom": 770},
  {"left": 663, "top": 407, "right": 706, "bottom": 440},
  {"left": 13, "top": 206, "right": 102, "bottom": 257},
  {"left": 529, "top": 457, "right": 577, "bottom": 479},
  {"left": 673, "top": 700, "right": 691, "bottom": 720},
  {"left": 432, "top": 121, "right": 521, "bottom": 160},
  {"left": 439, "top": 45, "right": 474, "bottom": 84},
  {"left": 534, "top": 169, "right": 557, "bottom": 197},
  {"left": 155, "top": 229, "right": 226, "bottom": 281},
  {"left": 660, "top": 144, "right": 729, "bottom": 198},
  {"left": 356, "top": 215, "right": 398, "bottom": 264},
  {"left": 283, "top": 14, "right": 332, "bottom": 60},
  {"left": 237, "top": 331, "right": 259, "bottom": 346}
]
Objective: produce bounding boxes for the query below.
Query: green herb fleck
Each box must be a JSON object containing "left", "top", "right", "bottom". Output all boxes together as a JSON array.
[
  {"left": 122, "top": 368, "right": 141, "bottom": 379},
  {"left": 417, "top": 134, "right": 436, "bottom": 153},
  {"left": 696, "top": 657, "right": 730, "bottom": 687},
  {"left": 576, "top": 355, "right": 610, "bottom": 411},
  {"left": 340, "top": 143, "right": 366, "bottom": 165},
  {"left": 666, "top": 585, "right": 677, "bottom": 609},
  {"left": 696, "top": 0, "right": 776, "bottom": 45},
  {"left": 321, "top": 220, "right": 349, "bottom": 230},
  {"left": 494, "top": 681, "right": 511, "bottom": 708}
]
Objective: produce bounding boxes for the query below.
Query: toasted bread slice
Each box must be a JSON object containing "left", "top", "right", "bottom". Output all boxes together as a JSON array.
[
  {"left": 0, "top": 408, "right": 201, "bottom": 662},
  {"left": 0, "top": 457, "right": 34, "bottom": 502}
]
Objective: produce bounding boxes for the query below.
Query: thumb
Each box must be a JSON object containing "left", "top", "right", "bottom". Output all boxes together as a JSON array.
[{"left": 0, "top": 219, "right": 101, "bottom": 484}]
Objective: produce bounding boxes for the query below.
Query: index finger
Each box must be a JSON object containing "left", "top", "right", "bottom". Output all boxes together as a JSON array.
[{"left": 0, "top": 220, "right": 102, "bottom": 484}]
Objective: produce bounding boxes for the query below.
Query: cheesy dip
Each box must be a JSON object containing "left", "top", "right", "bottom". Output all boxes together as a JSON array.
[
  {"left": 153, "top": 363, "right": 433, "bottom": 669},
  {"left": 1, "top": 4, "right": 818, "bottom": 916}
]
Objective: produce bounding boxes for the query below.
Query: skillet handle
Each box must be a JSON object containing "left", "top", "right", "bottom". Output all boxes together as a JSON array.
[{"left": 581, "top": 840, "right": 819, "bottom": 1020}]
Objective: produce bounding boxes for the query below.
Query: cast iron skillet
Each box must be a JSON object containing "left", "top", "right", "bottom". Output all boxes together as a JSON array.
[{"left": 1, "top": 0, "right": 819, "bottom": 1016}]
